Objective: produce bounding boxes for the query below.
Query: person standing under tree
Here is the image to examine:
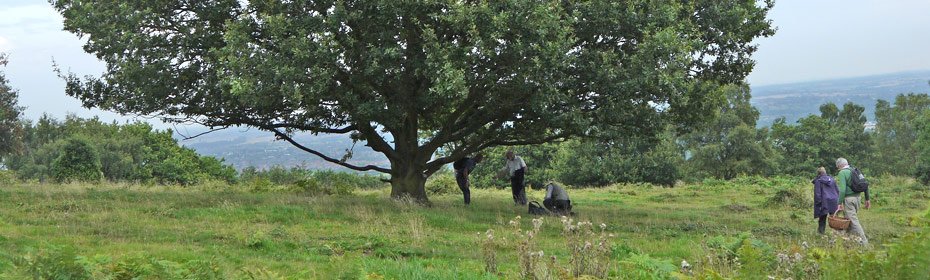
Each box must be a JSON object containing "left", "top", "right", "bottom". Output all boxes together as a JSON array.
[
  {"left": 501, "top": 150, "right": 528, "bottom": 205},
  {"left": 453, "top": 154, "right": 483, "bottom": 205},
  {"left": 835, "top": 158, "right": 871, "bottom": 245}
]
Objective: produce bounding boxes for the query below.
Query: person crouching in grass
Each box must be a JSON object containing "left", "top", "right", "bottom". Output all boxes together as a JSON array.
[{"left": 543, "top": 182, "right": 572, "bottom": 216}]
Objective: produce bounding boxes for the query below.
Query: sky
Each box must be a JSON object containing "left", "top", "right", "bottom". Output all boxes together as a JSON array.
[{"left": 1, "top": 0, "right": 929, "bottom": 126}]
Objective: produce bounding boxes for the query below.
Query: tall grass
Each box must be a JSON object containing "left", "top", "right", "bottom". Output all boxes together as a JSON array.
[{"left": 0, "top": 175, "right": 926, "bottom": 279}]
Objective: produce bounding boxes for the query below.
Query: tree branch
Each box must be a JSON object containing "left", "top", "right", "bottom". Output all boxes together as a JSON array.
[
  {"left": 264, "top": 127, "right": 392, "bottom": 173},
  {"left": 175, "top": 125, "right": 229, "bottom": 140}
]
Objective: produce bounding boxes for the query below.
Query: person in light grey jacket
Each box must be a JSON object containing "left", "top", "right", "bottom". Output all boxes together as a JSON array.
[{"left": 543, "top": 182, "right": 572, "bottom": 215}]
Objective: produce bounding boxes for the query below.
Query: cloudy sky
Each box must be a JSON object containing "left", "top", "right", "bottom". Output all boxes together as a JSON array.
[{"left": 1, "top": 0, "right": 929, "bottom": 126}]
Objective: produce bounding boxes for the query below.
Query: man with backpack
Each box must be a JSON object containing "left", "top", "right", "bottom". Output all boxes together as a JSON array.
[
  {"left": 453, "top": 154, "right": 483, "bottom": 205},
  {"left": 835, "top": 158, "right": 870, "bottom": 245}
]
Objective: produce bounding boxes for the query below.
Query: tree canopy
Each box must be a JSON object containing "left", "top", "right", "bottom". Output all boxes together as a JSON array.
[
  {"left": 52, "top": 0, "right": 775, "bottom": 201},
  {"left": 0, "top": 53, "right": 25, "bottom": 163}
]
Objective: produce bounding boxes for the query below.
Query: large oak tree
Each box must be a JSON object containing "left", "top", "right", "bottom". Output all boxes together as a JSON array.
[{"left": 52, "top": 0, "right": 774, "bottom": 202}]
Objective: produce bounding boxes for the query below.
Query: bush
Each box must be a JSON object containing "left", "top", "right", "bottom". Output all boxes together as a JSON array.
[
  {"left": 621, "top": 253, "right": 677, "bottom": 280},
  {"left": 14, "top": 246, "right": 223, "bottom": 279},
  {"left": 425, "top": 172, "right": 458, "bottom": 195},
  {"left": 241, "top": 167, "right": 386, "bottom": 193},
  {"left": 293, "top": 178, "right": 355, "bottom": 196},
  {"left": 50, "top": 138, "right": 102, "bottom": 183},
  {"left": 765, "top": 185, "right": 810, "bottom": 209},
  {"left": 0, "top": 170, "right": 16, "bottom": 185}
]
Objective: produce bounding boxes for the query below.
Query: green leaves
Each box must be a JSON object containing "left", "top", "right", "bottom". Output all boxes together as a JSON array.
[
  {"left": 0, "top": 53, "right": 24, "bottom": 162},
  {"left": 683, "top": 84, "right": 775, "bottom": 179},
  {"left": 51, "top": 137, "right": 102, "bottom": 183},
  {"left": 52, "top": 0, "right": 775, "bottom": 198},
  {"left": 7, "top": 115, "right": 235, "bottom": 185}
]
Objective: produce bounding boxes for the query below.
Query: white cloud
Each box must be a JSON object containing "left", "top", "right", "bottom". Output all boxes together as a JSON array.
[
  {"left": 0, "top": 4, "right": 60, "bottom": 27},
  {"left": 0, "top": 36, "right": 11, "bottom": 52}
]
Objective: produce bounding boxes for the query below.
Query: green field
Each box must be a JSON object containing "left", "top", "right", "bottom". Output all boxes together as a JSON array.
[{"left": 0, "top": 176, "right": 927, "bottom": 279}]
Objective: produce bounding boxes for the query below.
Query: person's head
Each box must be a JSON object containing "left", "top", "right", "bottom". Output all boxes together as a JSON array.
[
  {"left": 474, "top": 154, "right": 484, "bottom": 163},
  {"left": 835, "top": 158, "right": 849, "bottom": 169},
  {"left": 817, "top": 167, "right": 827, "bottom": 176},
  {"left": 505, "top": 150, "right": 515, "bottom": 160}
]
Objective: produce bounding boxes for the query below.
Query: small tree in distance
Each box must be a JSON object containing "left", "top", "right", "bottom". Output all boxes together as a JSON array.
[
  {"left": 52, "top": 0, "right": 775, "bottom": 202},
  {"left": 0, "top": 53, "right": 25, "bottom": 165},
  {"left": 51, "top": 137, "right": 102, "bottom": 183}
]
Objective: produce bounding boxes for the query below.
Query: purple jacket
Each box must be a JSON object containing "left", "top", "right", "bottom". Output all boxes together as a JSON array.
[{"left": 813, "top": 175, "right": 840, "bottom": 217}]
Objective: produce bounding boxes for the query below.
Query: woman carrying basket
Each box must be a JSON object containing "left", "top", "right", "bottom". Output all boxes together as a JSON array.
[{"left": 813, "top": 167, "right": 840, "bottom": 234}]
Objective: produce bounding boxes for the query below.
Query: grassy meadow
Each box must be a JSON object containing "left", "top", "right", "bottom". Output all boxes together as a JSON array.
[{"left": 0, "top": 176, "right": 928, "bottom": 279}]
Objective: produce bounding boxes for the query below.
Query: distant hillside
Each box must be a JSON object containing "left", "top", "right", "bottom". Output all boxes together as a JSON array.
[
  {"left": 180, "top": 70, "right": 930, "bottom": 170},
  {"left": 751, "top": 70, "right": 930, "bottom": 125},
  {"left": 178, "top": 128, "right": 389, "bottom": 172}
]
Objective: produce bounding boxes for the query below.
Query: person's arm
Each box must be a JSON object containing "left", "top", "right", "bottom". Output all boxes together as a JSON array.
[
  {"left": 837, "top": 170, "right": 849, "bottom": 210},
  {"left": 545, "top": 185, "right": 553, "bottom": 200},
  {"left": 518, "top": 157, "right": 527, "bottom": 173},
  {"left": 813, "top": 180, "right": 823, "bottom": 209},
  {"left": 864, "top": 188, "right": 871, "bottom": 209},
  {"left": 837, "top": 171, "right": 846, "bottom": 205}
]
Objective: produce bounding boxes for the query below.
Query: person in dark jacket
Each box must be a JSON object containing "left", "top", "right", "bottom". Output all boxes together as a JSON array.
[
  {"left": 813, "top": 166, "right": 840, "bottom": 234},
  {"left": 453, "top": 154, "right": 483, "bottom": 205}
]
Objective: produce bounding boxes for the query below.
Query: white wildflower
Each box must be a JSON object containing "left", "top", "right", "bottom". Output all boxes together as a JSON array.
[
  {"left": 777, "top": 253, "right": 789, "bottom": 263},
  {"left": 532, "top": 218, "right": 544, "bottom": 230}
]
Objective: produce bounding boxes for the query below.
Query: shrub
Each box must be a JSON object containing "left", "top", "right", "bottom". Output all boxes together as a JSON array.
[
  {"left": 50, "top": 138, "right": 102, "bottom": 183},
  {"left": 14, "top": 246, "right": 222, "bottom": 279},
  {"left": 293, "top": 177, "right": 355, "bottom": 196},
  {"left": 765, "top": 185, "right": 810, "bottom": 209},
  {"left": 482, "top": 216, "right": 614, "bottom": 279},
  {"left": 425, "top": 172, "right": 458, "bottom": 195},
  {"left": 621, "top": 253, "right": 676, "bottom": 280},
  {"left": 0, "top": 170, "right": 16, "bottom": 185},
  {"left": 242, "top": 167, "right": 386, "bottom": 193}
]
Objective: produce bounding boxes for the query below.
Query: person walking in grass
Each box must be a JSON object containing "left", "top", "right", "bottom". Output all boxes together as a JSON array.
[
  {"left": 501, "top": 150, "right": 528, "bottom": 205},
  {"left": 543, "top": 182, "right": 573, "bottom": 215},
  {"left": 453, "top": 154, "right": 483, "bottom": 205},
  {"left": 812, "top": 167, "right": 839, "bottom": 234},
  {"left": 835, "top": 158, "right": 870, "bottom": 245}
]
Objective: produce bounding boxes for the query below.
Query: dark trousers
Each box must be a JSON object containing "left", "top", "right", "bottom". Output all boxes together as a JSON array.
[
  {"left": 817, "top": 215, "right": 827, "bottom": 234},
  {"left": 544, "top": 199, "right": 572, "bottom": 214},
  {"left": 510, "top": 168, "right": 527, "bottom": 205},
  {"left": 455, "top": 172, "right": 470, "bottom": 205}
]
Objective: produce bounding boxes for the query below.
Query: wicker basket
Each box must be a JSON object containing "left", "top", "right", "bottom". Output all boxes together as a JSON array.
[{"left": 828, "top": 210, "right": 851, "bottom": 230}]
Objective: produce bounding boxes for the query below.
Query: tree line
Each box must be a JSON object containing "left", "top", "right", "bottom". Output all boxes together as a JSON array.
[
  {"left": 1, "top": 114, "right": 237, "bottom": 185},
  {"left": 467, "top": 85, "right": 930, "bottom": 188},
  {"left": 5, "top": 52, "right": 929, "bottom": 188}
]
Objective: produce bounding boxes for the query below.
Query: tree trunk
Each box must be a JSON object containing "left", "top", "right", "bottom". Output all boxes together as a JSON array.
[{"left": 390, "top": 161, "right": 430, "bottom": 204}]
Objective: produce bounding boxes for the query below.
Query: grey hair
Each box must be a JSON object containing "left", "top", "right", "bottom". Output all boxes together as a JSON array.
[{"left": 836, "top": 158, "right": 849, "bottom": 167}]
